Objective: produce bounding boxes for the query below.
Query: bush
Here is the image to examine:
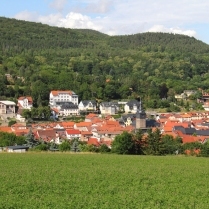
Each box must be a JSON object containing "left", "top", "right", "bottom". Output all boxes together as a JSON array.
[
  {"left": 59, "top": 141, "right": 71, "bottom": 152},
  {"left": 34, "top": 144, "right": 48, "bottom": 151},
  {"left": 8, "top": 120, "right": 16, "bottom": 127}
]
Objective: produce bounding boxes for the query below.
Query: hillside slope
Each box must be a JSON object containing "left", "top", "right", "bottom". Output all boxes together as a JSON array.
[{"left": 0, "top": 17, "right": 209, "bottom": 110}]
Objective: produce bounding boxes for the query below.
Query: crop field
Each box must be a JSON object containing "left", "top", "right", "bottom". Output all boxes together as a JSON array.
[{"left": 0, "top": 153, "right": 209, "bottom": 209}]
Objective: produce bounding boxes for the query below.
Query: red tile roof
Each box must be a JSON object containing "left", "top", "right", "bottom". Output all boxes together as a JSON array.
[
  {"left": 75, "top": 122, "right": 92, "bottom": 127},
  {"left": 0, "top": 126, "right": 13, "bottom": 133},
  {"left": 87, "top": 138, "right": 100, "bottom": 147},
  {"left": 18, "top": 96, "right": 33, "bottom": 102},
  {"left": 66, "top": 129, "right": 80, "bottom": 134},
  {"left": 51, "top": 90, "right": 72, "bottom": 96}
]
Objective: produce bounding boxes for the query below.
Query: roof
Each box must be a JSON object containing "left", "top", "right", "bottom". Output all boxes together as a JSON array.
[
  {"left": 80, "top": 100, "right": 97, "bottom": 106},
  {"left": 18, "top": 96, "right": 33, "bottom": 102},
  {"left": 66, "top": 129, "right": 80, "bottom": 134},
  {"left": 51, "top": 90, "right": 73, "bottom": 96},
  {"left": 59, "top": 102, "right": 78, "bottom": 110},
  {"left": 87, "top": 138, "right": 100, "bottom": 147},
  {"left": 0, "top": 100, "right": 16, "bottom": 105},
  {"left": 75, "top": 122, "right": 92, "bottom": 127},
  {"left": 7, "top": 146, "right": 29, "bottom": 150},
  {"left": 0, "top": 126, "right": 13, "bottom": 133}
]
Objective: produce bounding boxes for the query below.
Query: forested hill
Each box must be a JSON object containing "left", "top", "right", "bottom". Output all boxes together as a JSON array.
[
  {"left": 0, "top": 16, "right": 209, "bottom": 109},
  {"left": 1, "top": 17, "right": 208, "bottom": 53}
]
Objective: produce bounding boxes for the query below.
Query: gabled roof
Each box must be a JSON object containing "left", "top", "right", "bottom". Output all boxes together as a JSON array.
[
  {"left": 75, "top": 122, "right": 92, "bottom": 127},
  {"left": 18, "top": 96, "right": 33, "bottom": 102},
  {"left": 87, "top": 138, "right": 100, "bottom": 147},
  {"left": 125, "top": 100, "right": 140, "bottom": 107},
  {"left": 59, "top": 102, "right": 78, "bottom": 110},
  {"left": 66, "top": 129, "right": 80, "bottom": 135},
  {"left": 80, "top": 100, "right": 97, "bottom": 106}
]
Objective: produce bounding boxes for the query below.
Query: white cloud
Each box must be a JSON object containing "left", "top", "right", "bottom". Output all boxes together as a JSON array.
[
  {"left": 13, "top": 0, "right": 209, "bottom": 41},
  {"left": 49, "top": 0, "right": 67, "bottom": 12},
  {"left": 58, "top": 12, "right": 102, "bottom": 31},
  {"left": 148, "top": 25, "right": 197, "bottom": 37}
]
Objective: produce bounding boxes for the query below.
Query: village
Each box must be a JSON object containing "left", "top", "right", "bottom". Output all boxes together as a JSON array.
[{"left": 1, "top": 90, "right": 209, "bottom": 152}]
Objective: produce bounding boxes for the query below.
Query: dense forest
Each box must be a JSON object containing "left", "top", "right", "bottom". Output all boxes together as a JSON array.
[{"left": 0, "top": 17, "right": 209, "bottom": 110}]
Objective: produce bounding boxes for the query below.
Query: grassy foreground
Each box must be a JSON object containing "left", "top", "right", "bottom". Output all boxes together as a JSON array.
[{"left": 0, "top": 153, "right": 209, "bottom": 209}]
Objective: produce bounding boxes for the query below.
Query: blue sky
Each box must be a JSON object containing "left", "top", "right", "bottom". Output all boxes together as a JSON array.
[{"left": 1, "top": 0, "right": 209, "bottom": 44}]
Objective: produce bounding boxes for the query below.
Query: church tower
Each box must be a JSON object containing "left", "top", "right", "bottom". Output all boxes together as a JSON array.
[{"left": 135, "top": 100, "right": 146, "bottom": 129}]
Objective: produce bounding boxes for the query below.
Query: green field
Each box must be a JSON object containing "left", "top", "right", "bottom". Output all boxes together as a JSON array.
[{"left": 0, "top": 153, "right": 208, "bottom": 209}]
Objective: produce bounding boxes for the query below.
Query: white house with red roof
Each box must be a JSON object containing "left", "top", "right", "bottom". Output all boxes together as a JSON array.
[
  {"left": 17, "top": 96, "right": 33, "bottom": 110},
  {"left": 49, "top": 90, "right": 79, "bottom": 116},
  {"left": 65, "top": 129, "right": 81, "bottom": 140}
]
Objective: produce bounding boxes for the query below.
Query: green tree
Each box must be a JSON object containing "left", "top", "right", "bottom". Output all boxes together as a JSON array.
[
  {"left": 59, "top": 140, "right": 71, "bottom": 152},
  {"left": 145, "top": 128, "right": 163, "bottom": 155},
  {"left": 111, "top": 131, "right": 135, "bottom": 154}
]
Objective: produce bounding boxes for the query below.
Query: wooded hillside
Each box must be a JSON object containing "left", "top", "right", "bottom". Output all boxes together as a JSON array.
[{"left": 0, "top": 17, "right": 209, "bottom": 109}]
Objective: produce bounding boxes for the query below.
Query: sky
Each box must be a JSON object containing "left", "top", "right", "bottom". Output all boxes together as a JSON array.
[{"left": 1, "top": 0, "right": 209, "bottom": 44}]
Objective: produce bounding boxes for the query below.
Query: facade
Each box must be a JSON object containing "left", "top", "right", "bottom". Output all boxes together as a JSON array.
[
  {"left": 65, "top": 129, "right": 81, "bottom": 140},
  {"left": 0, "top": 101, "right": 16, "bottom": 114},
  {"left": 99, "top": 102, "right": 119, "bottom": 115},
  {"left": 17, "top": 96, "right": 33, "bottom": 109},
  {"left": 124, "top": 100, "right": 140, "bottom": 114},
  {"left": 59, "top": 102, "right": 79, "bottom": 116},
  {"left": 78, "top": 100, "right": 97, "bottom": 111},
  {"left": 49, "top": 90, "right": 79, "bottom": 116},
  {"left": 49, "top": 90, "right": 78, "bottom": 106}
]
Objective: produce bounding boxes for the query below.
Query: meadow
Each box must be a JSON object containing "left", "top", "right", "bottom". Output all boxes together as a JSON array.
[{"left": 0, "top": 153, "right": 208, "bottom": 209}]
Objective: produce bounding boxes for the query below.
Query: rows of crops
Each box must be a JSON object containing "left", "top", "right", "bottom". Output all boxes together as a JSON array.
[{"left": 0, "top": 153, "right": 208, "bottom": 208}]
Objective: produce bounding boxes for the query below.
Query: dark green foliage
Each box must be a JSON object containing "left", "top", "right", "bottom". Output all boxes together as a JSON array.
[
  {"left": 111, "top": 131, "right": 135, "bottom": 154},
  {"left": 34, "top": 144, "right": 48, "bottom": 151},
  {"left": 8, "top": 120, "right": 16, "bottom": 127},
  {"left": 0, "top": 131, "right": 26, "bottom": 146},
  {"left": 1, "top": 17, "right": 209, "bottom": 108},
  {"left": 200, "top": 141, "right": 209, "bottom": 157},
  {"left": 99, "top": 144, "right": 110, "bottom": 153},
  {"left": 59, "top": 140, "right": 71, "bottom": 152},
  {"left": 145, "top": 128, "right": 163, "bottom": 155}
]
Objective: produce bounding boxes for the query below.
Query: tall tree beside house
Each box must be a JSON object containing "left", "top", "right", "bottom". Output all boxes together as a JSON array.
[
  {"left": 133, "top": 129, "right": 145, "bottom": 155},
  {"left": 145, "top": 128, "right": 164, "bottom": 155},
  {"left": 111, "top": 131, "right": 135, "bottom": 154}
]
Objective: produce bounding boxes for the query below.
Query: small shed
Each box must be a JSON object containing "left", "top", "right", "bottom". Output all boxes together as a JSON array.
[{"left": 7, "top": 145, "right": 29, "bottom": 153}]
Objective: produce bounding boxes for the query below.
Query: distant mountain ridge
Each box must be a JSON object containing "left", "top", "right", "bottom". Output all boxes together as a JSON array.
[{"left": 0, "top": 16, "right": 208, "bottom": 53}]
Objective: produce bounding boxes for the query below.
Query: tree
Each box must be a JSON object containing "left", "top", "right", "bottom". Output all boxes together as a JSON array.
[
  {"left": 99, "top": 144, "right": 110, "bottom": 153},
  {"left": 59, "top": 140, "right": 71, "bottom": 152},
  {"left": 111, "top": 131, "right": 135, "bottom": 154},
  {"left": 145, "top": 128, "right": 163, "bottom": 155}
]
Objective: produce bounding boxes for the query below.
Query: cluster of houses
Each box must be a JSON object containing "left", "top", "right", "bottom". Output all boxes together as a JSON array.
[
  {"left": 1, "top": 90, "right": 209, "bottom": 152},
  {"left": 0, "top": 90, "right": 144, "bottom": 122}
]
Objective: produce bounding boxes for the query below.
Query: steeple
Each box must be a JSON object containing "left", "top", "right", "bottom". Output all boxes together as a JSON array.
[{"left": 135, "top": 99, "right": 146, "bottom": 129}]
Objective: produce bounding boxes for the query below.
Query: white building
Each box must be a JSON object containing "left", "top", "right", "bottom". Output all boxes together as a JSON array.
[
  {"left": 49, "top": 90, "right": 78, "bottom": 106},
  {"left": 124, "top": 100, "right": 140, "bottom": 114},
  {"left": 0, "top": 101, "right": 16, "bottom": 114},
  {"left": 49, "top": 90, "right": 79, "bottom": 116},
  {"left": 17, "top": 96, "right": 33, "bottom": 109},
  {"left": 78, "top": 100, "right": 97, "bottom": 111}
]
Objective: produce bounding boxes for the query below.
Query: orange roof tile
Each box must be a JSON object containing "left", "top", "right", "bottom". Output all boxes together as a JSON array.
[
  {"left": 87, "top": 138, "right": 100, "bottom": 147},
  {"left": 76, "top": 122, "right": 92, "bottom": 127},
  {"left": 0, "top": 126, "right": 13, "bottom": 133},
  {"left": 66, "top": 129, "right": 80, "bottom": 134},
  {"left": 51, "top": 90, "right": 72, "bottom": 96}
]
